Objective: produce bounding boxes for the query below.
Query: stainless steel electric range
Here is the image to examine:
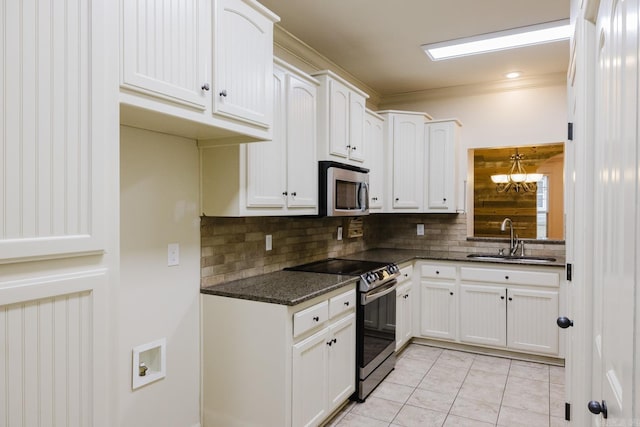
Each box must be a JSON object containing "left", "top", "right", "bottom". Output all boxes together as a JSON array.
[{"left": 286, "top": 258, "right": 400, "bottom": 401}]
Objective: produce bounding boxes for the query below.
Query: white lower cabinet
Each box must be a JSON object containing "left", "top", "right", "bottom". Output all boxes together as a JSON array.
[
  {"left": 395, "top": 263, "right": 414, "bottom": 350},
  {"left": 417, "top": 261, "right": 563, "bottom": 357},
  {"left": 202, "top": 285, "right": 355, "bottom": 427}
]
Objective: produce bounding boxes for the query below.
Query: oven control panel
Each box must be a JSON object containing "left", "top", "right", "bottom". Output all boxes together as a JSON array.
[{"left": 359, "top": 263, "right": 400, "bottom": 292}]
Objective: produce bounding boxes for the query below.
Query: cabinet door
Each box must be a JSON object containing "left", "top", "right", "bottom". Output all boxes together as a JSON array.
[
  {"left": 214, "top": 0, "right": 274, "bottom": 128},
  {"left": 122, "top": 0, "right": 209, "bottom": 109},
  {"left": 459, "top": 285, "right": 506, "bottom": 347},
  {"left": 327, "top": 314, "right": 356, "bottom": 411},
  {"left": 396, "top": 284, "right": 413, "bottom": 350},
  {"left": 365, "top": 112, "right": 384, "bottom": 210},
  {"left": 392, "top": 115, "right": 424, "bottom": 209},
  {"left": 328, "top": 79, "right": 350, "bottom": 158},
  {"left": 245, "top": 66, "right": 287, "bottom": 208},
  {"left": 420, "top": 281, "right": 456, "bottom": 340},
  {"left": 348, "top": 93, "right": 366, "bottom": 162},
  {"left": 292, "top": 329, "right": 329, "bottom": 427},
  {"left": 425, "top": 122, "right": 456, "bottom": 212},
  {"left": 507, "top": 288, "right": 559, "bottom": 355},
  {"left": 286, "top": 73, "right": 318, "bottom": 209}
]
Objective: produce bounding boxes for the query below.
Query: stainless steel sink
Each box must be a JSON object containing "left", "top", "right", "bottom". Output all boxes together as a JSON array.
[{"left": 466, "top": 254, "right": 557, "bottom": 263}]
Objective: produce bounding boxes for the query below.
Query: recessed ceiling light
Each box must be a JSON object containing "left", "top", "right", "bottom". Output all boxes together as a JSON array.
[
  {"left": 422, "top": 19, "right": 570, "bottom": 61},
  {"left": 505, "top": 71, "right": 521, "bottom": 79}
]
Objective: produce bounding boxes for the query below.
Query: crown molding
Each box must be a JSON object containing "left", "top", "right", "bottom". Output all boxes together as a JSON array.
[
  {"left": 273, "top": 25, "right": 382, "bottom": 107},
  {"left": 379, "top": 72, "right": 566, "bottom": 108}
]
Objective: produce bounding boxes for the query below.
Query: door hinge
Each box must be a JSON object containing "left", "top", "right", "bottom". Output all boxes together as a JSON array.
[
  {"left": 565, "top": 402, "right": 571, "bottom": 421},
  {"left": 568, "top": 122, "right": 574, "bottom": 141},
  {"left": 566, "top": 263, "right": 572, "bottom": 281}
]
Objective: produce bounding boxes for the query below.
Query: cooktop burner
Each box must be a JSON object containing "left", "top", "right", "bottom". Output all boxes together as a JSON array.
[{"left": 285, "top": 258, "right": 389, "bottom": 276}]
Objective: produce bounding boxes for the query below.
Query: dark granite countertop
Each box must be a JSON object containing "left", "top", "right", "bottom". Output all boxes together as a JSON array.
[
  {"left": 200, "top": 270, "right": 357, "bottom": 306},
  {"left": 201, "top": 248, "right": 565, "bottom": 306}
]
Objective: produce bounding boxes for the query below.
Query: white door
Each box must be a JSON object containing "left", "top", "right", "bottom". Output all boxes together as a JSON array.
[
  {"left": 396, "top": 283, "right": 413, "bottom": 349},
  {"left": 425, "top": 122, "right": 456, "bottom": 212},
  {"left": 286, "top": 72, "right": 318, "bottom": 209},
  {"left": 292, "top": 328, "right": 329, "bottom": 427},
  {"left": 589, "top": 0, "right": 637, "bottom": 424},
  {"left": 420, "top": 281, "right": 456, "bottom": 340},
  {"left": 459, "top": 285, "right": 506, "bottom": 347},
  {"left": 327, "top": 314, "right": 356, "bottom": 411},
  {"left": 365, "top": 112, "right": 385, "bottom": 210},
  {"left": 214, "top": 0, "right": 274, "bottom": 128},
  {"left": 245, "top": 65, "right": 287, "bottom": 208},
  {"left": 328, "top": 79, "right": 350, "bottom": 158},
  {"left": 122, "top": 0, "right": 209, "bottom": 109},
  {"left": 506, "top": 288, "right": 559, "bottom": 355},
  {"left": 392, "top": 114, "right": 424, "bottom": 210},
  {"left": 348, "top": 93, "right": 366, "bottom": 162}
]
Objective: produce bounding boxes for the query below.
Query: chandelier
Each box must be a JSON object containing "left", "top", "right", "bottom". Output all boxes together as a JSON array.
[{"left": 490, "top": 149, "right": 542, "bottom": 193}]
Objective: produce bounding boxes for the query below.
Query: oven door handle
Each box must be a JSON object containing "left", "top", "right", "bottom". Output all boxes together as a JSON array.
[{"left": 361, "top": 280, "right": 397, "bottom": 305}]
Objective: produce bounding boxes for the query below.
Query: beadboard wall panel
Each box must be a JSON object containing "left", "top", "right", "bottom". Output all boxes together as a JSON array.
[
  {"left": 0, "top": 270, "right": 105, "bottom": 427},
  {"left": 0, "top": 0, "right": 105, "bottom": 262}
]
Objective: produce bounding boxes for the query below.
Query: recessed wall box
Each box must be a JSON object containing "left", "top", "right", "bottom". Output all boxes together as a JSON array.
[{"left": 132, "top": 338, "right": 166, "bottom": 389}]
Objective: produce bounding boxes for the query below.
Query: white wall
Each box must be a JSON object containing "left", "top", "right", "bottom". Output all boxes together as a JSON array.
[
  {"left": 119, "top": 126, "right": 201, "bottom": 427},
  {"left": 381, "top": 82, "right": 567, "bottom": 211}
]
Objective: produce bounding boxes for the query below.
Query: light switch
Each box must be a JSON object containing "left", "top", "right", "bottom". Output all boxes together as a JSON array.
[
  {"left": 337, "top": 227, "right": 343, "bottom": 241},
  {"left": 265, "top": 235, "right": 272, "bottom": 251},
  {"left": 417, "top": 224, "right": 425, "bottom": 236},
  {"left": 168, "top": 243, "right": 180, "bottom": 266}
]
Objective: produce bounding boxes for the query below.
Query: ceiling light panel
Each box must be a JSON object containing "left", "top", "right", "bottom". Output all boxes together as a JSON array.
[{"left": 422, "top": 19, "right": 570, "bottom": 61}]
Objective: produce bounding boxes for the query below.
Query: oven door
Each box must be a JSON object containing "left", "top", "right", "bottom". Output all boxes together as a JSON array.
[{"left": 358, "top": 280, "right": 397, "bottom": 379}]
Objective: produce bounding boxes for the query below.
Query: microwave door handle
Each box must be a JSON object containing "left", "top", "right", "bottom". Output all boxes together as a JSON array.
[{"left": 358, "top": 182, "right": 369, "bottom": 211}]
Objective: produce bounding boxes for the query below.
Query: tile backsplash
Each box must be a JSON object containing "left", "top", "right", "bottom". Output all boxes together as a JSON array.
[{"left": 200, "top": 213, "right": 565, "bottom": 287}]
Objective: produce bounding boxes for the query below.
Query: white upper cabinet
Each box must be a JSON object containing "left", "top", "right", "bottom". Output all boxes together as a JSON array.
[
  {"left": 364, "top": 110, "right": 385, "bottom": 211},
  {"left": 120, "top": 0, "right": 279, "bottom": 143},
  {"left": 378, "top": 111, "right": 431, "bottom": 211},
  {"left": 200, "top": 59, "right": 318, "bottom": 216},
  {"left": 425, "top": 119, "right": 461, "bottom": 212},
  {"left": 121, "top": 0, "right": 209, "bottom": 109},
  {"left": 214, "top": 0, "right": 278, "bottom": 129},
  {"left": 313, "top": 70, "right": 369, "bottom": 166}
]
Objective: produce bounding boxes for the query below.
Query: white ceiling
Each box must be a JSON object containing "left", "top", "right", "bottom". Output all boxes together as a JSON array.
[{"left": 259, "top": 0, "right": 571, "bottom": 96}]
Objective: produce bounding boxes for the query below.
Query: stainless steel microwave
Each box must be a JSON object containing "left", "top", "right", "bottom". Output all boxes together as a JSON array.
[{"left": 319, "top": 161, "right": 369, "bottom": 216}]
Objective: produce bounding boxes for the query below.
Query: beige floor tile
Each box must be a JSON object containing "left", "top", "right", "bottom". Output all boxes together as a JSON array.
[
  {"left": 471, "top": 356, "right": 511, "bottom": 375},
  {"left": 400, "top": 344, "right": 443, "bottom": 361},
  {"left": 464, "top": 369, "right": 508, "bottom": 388},
  {"left": 418, "top": 369, "right": 465, "bottom": 393},
  {"left": 497, "top": 405, "right": 550, "bottom": 427},
  {"left": 406, "top": 387, "right": 458, "bottom": 413},
  {"left": 437, "top": 350, "right": 476, "bottom": 369},
  {"left": 502, "top": 388, "right": 549, "bottom": 414},
  {"left": 371, "top": 381, "right": 415, "bottom": 404},
  {"left": 395, "top": 354, "right": 436, "bottom": 375},
  {"left": 505, "top": 375, "right": 549, "bottom": 397},
  {"left": 449, "top": 397, "right": 500, "bottom": 424},
  {"left": 549, "top": 365, "right": 565, "bottom": 385},
  {"left": 385, "top": 366, "right": 427, "bottom": 388},
  {"left": 508, "top": 361, "right": 550, "bottom": 382},
  {"left": 350, "top": 396, "right": 403, "bottom": 423},
  {"left": 392, "top": 404, "right": 448, "bottom": 427},
  {"left": 443, "top": 414, "right": 495, "bottom": 427},
  {"left": 550, "top": 383, "right": 566, "bottom": 418},
  {"left": 456, "top": 381, "right": 504, "bottom": 405},
  {"left": 550, "top": 416, "right": 569, "bottom": 426},
  {"left": 334, "top": 412, "right": 391, "bottom": 427},
  {"left": 429, "top": 362, "right": 470, "bottom": 382}
]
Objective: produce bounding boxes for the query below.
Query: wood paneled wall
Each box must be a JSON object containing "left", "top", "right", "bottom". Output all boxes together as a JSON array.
[{"left": 473, "top": 145, "right": 564, "bottom": 238}]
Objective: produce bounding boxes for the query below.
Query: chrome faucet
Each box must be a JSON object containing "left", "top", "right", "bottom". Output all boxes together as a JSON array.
[{"left": 500, "top": 218, "right": 519, "bottom": 256}]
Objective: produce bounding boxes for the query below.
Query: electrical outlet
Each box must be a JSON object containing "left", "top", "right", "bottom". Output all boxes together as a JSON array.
[
  {"left": 417, "top": 224, "right": 425, "bottom": 236},
  {"left": 168, "top": 243, "right": 180, "bottom": 266},
  {"left": 337, "top": 226, "right": 343, "bottom": 241},
  {"left": 265, "top": 235, "right": 272, "bottom": 251}
]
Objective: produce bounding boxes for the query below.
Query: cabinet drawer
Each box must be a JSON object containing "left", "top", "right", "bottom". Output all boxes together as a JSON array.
[
  {"left": 460, "top": 267, "right": 559, "bottom": 287},
  {"left": 329, "top": 289, "right": 356, "bottom": 318},
  {"left": 421, "top": 264, "right": 456, "bottom": 280},
  {"left": 397, "top": 264, "right": 414, "bottom": 284},
  {"left": 293, "top": 301, "right": 329, "bottom": 338}
]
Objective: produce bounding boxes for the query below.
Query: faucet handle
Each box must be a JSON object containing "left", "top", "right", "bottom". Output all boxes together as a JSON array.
[{"left": 499, "top": 248, "right": 505, "bottom": 256}]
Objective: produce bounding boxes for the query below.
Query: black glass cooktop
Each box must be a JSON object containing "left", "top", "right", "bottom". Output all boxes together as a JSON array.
[{"left": 285, "top": 258, "right": 389, "bottom": 276}]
